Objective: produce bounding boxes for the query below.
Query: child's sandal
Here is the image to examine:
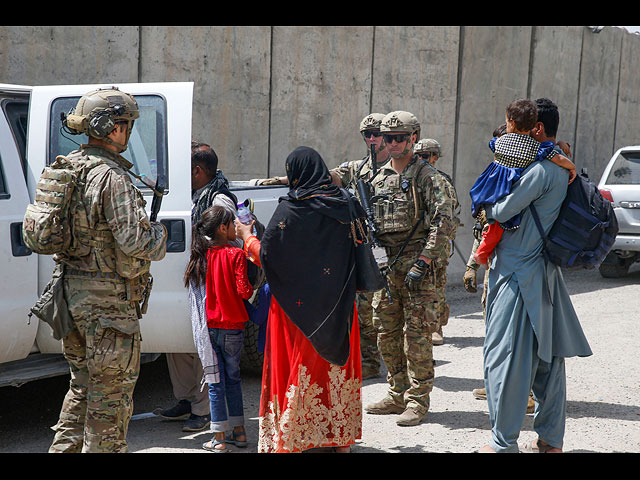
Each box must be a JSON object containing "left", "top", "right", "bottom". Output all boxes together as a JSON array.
[
  {"left": 225, "top": 430, "right": 248, "bottom": 448},
  {"left": 202, "top": 439, "right": 228, "bottom": 453}
]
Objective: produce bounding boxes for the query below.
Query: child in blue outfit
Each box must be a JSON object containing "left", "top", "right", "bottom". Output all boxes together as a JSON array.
[{"left": 470, "top": 99, "right": 576, "bottom": 264}]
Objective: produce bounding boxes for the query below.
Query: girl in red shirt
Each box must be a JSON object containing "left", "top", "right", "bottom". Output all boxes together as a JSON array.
[{"left": 185, "top": 205, "right": 253, "bottom": 453}]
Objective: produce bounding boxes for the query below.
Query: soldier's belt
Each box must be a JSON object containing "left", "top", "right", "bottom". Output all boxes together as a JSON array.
[
  {"left": 65, "top": 268, "right": 125, "bottom": 282},
  {"left": 385, "top": 242, "right": 423, "bottom": 257},
  {"left": 65, "top": 268, "right": 147, "bottom": 306}
]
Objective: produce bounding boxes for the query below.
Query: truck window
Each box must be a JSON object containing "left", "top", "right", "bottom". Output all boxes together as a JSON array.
[
  {"left": 1, "top": 99, "right": 28, "bottom": 181},
  {"left": 49, "top": 95, "right": 168, "bottom": 190}
]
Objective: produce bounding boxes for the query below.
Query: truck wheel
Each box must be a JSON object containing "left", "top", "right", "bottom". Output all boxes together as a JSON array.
[{"left": 241, "top": 320, "right": 264, "bottom": 375}]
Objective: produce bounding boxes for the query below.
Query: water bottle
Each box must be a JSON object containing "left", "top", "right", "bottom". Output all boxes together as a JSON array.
[
  {"left": 237, "top": 199, "right": 256, "bottom": 235},
  {"left": 237, "top": 203, "right": 252, "bottom": 225}
]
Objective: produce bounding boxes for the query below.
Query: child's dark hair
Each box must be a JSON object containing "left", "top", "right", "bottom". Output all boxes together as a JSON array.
[
  {"left": 505, "top": 99, "right": 538, "bottom": 132},
  {"left": 183, "top": 206, "right": 235, "bottom": 288},
  {"left": 493, "top": 123, "right": 507, "bottom": 138}
]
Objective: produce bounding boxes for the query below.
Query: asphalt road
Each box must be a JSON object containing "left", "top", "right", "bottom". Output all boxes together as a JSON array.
[{"left": 1, "top": 266, "right": 639, "bottom": 453}]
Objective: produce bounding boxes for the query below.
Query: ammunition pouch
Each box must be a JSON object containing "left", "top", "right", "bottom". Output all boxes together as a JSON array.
[{"left": 374, "top": 197, "right": 414, "bottom": 234}]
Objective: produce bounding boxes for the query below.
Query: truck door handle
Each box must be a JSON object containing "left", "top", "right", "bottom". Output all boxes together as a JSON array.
[
  {"left": 10, "top": 222, "right": 32, "bottom": 256},
  {"left": 160, "top": 219, "right": 185, "bottom": 252}
]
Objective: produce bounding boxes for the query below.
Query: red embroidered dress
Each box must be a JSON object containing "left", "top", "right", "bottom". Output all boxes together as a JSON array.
[
  {"left": 205, "top": 245, "right": 253, "bottom": 330},
  {"left": 244, "top": 237, "right": 362, "bottom": 453}
]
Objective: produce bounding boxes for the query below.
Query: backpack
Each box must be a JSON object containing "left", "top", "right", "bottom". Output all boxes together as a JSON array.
[
  {"left": 22, "top": 155, "right": 80, "bottom": 255},
  {"left": 529, "top": 171, "right": 618, "bottom": 270}
]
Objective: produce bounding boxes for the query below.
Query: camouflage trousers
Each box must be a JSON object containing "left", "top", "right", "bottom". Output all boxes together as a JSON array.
[
  {"left": 357, "top": 292, "right": 381, "bottom": 376},
  {"left": 372, "top": 244, "right": 438, "bottom": 416},
  {"left": 49, "top": 276, "right": 141, "bottom": 453}
]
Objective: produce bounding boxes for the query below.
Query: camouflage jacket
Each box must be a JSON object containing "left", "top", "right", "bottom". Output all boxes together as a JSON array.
[
  {"left": 432, "top": 167, "right": 461, "bottom": 265},
  {"left": 56, "top": 145, "right": 167, "bottom": 279},
  {"left": 369, "top": 155, "right": 458, "bottom": 264},
  {"left": 331, "top": 154, "right": 390, "bottom": 191}
]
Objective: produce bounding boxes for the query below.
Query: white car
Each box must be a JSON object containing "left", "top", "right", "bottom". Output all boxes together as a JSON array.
[{"left": 597, "top": 146, "right": 640, "bottom": 277}]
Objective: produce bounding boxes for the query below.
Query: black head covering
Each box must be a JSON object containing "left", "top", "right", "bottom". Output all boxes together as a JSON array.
[{"left": 260, "top": 146, "right": 365, "bottom": 365}]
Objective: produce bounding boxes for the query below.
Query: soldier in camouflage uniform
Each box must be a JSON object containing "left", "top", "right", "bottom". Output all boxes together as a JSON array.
[
  {"left": 49, "top": 88, "right": 167, "bottom": 453},
  {"left": 329, "top": 113, "right": 390, "bottom": 379},
  {"left": 364, "top": 112, "right": 458, "bottom": 426},
  {"left": 413, "top": 138, "right": 460, "bottom": 346}
]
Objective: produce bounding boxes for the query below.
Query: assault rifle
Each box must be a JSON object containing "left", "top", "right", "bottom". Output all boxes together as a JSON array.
[
  {"left": 356, "top": 142, "right": 393, "bottom": 303},
  {"left": 149, "top": 173, "right": 166, "bottom": 222},
  {"left": 129, "top": 170, "right": 166, "bottom": 222},
  {"left": 138, "top": 172, "right": 165, "bottom": 315}
]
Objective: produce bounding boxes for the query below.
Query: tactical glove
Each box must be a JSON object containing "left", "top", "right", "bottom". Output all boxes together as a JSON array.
[
  {"left": 405, "top": 259, "right": 428, "bottom": 291},
  {"left": 463, "top": 266, "right": 478, "bottom": 293},
  {"left": 257, "top": 177, "right": 283, "bottom": 186}
]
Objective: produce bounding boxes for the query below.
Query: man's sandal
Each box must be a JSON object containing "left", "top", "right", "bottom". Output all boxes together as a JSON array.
[
  {"left": 202, "top": 439, "right": 228, "bottom": 453},
  {"left": 522, "top": 438, "right": 562, "bottom": 453}
]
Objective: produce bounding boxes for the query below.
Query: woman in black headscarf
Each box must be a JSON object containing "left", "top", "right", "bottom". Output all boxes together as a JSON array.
[{"left": 237, "top": 146, "right": 365, "bottom": 453}]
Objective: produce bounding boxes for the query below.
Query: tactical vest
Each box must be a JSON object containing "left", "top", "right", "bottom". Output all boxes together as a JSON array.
[{"left": 371, "top": 157, "right": 432, "bottom": 238}]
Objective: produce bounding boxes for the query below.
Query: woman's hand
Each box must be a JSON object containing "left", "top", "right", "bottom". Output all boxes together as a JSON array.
[{"left": 235, "top": 218, "right": 255, "bottom": 241}]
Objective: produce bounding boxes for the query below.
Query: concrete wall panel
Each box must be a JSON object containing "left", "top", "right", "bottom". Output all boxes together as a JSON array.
[
  {"left": 529, "top": 26, "right": 583, "bottom": 150},
  {"left": 268, "top": 26, "right": 373, "bottom": 175},
  {"left": 139, "top": 26, "right": 272, "bottom": 179},
  {"left": 614, "top": 31, "right": 640, "bottom": 153},
  {"left": 371, "top": 26, "right": 460, "bottom": 177},
  {"left": 0, "top": 26, "right": 138, "bottom": 86},
  {"left": 575, "top": 26, "right": 623, "bottom": 181}
]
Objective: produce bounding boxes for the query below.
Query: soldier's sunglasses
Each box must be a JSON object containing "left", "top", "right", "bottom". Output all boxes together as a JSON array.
[
  {"left": 362, "top": 130, "right": 382, "bottom": 139},
  {"left": 382, "top": 133, "right": 410, "bottom": 144}
]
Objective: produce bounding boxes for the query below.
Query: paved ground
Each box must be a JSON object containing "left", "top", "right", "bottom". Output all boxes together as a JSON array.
[{"left": 1, "top": 266, "right": 639, "bottom": 453}]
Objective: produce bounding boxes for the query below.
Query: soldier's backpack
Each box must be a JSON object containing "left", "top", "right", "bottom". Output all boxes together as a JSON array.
[
  {"left": 529, "top": 171, "right": 618, "bottom": 270},
  {"left": 22, "top": 155, "right": 80, "bottom": 255}
]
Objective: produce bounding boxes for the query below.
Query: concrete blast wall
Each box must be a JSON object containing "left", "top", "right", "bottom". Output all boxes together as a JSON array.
[{"left": 2, "top": 25, "right": 639, "bottom": 277}]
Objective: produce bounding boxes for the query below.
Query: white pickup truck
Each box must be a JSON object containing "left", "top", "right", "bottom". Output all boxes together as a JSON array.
[{"left": 0, "top": 82, "right": 287, "bottom": 387}]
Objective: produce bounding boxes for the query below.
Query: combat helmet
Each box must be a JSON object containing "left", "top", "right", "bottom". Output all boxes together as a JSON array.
[
  {"left": 380, "top": 111, "right": 420, "bottom": 157},
  {"left": 359, "top": 113, "right": 386, "bottom": 133},
  {"left": 380, "top": 111, "right": 420, "bottom": 136},
  {"left": 63, "top": 86, "right": 139, "bottom": 152},
  {"left": 414, "top": 138, "right": 443, "bottom": 157}
]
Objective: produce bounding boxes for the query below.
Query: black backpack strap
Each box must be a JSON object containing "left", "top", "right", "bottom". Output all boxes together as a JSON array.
[{"left": 529, "top": 204, "right": 550, "bottom": 263}]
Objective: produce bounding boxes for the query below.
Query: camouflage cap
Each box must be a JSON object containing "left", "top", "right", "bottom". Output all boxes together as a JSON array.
[{"left": 414, "top": 138, "right": 443, "bottom": 157}]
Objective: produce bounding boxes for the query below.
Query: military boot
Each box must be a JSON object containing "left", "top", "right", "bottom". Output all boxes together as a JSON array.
[
  {"left": 396, "top": 407, "right": 426, "bottom": 426},
  {"left": 365, "top": 397, "right": 404, "bottom": 415},
  {"left": 472, "top": 387, "right": 486, "bottom": 400},
  {"left": 432, "top": 326, "right": 444, "bottom": 346}
]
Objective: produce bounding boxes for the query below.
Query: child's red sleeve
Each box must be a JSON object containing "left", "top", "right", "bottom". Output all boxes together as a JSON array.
[
  {"left": 474, "top": 223, "right": 504, "bottom": 265},
  {"left": 244, "top": 235, "right": 262, "bottom": 267},
  {"left": 233, "top": 249, "right": 254, "bottom": 300}
]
